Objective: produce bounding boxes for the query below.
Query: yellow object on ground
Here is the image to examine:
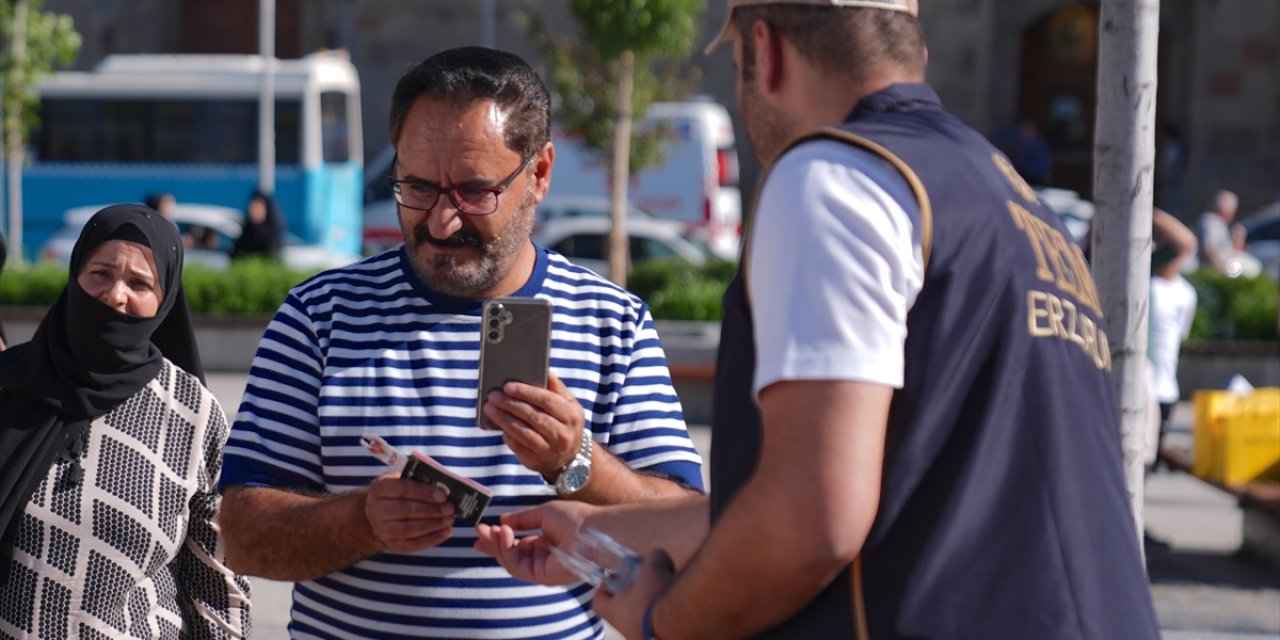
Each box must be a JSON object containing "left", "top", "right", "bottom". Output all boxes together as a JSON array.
[{"left": 1193, "top": 387, "right": 1280, "bottom": 485}]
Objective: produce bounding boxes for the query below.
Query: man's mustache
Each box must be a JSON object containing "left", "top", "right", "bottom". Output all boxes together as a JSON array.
[{"left": 414, "top": 225, "right": 483, "bottom": 248}]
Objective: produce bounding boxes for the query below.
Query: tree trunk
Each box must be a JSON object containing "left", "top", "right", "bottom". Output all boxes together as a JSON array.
[
  {"left": 4, "top": 0, "right": 29, "bottom": 263},
  {"left": 608, "top": 50, "right": 634, "bottom": 286},
  {"left": 1091, "top": 0, "right": 1161, "bottom": 551}
]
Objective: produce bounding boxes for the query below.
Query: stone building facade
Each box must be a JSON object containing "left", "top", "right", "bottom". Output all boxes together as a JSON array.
[{"left": 43, "top": 0, "right": 1280, "bottom": 220}]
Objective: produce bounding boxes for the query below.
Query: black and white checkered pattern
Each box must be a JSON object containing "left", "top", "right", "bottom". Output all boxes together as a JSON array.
[{"left": 1, "top": 361, "right": 251, "bottom": 639}]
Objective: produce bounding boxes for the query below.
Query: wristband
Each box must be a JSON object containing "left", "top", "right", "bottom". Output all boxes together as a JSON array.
[{"left": 642, "top": 599, "right": 661, "bottom": 640}]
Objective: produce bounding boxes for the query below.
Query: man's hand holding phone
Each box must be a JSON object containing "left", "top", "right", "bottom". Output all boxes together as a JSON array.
[
  {"left": 475, "top": 297, "right": 589, "bottom": 483},
  {"left": 482, "top": 372, "right": 587, "bottom": 479}
]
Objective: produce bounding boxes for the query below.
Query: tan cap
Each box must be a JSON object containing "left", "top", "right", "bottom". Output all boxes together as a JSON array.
[{"left": 704, "top": 0, "right": 919, "bottom": 55}]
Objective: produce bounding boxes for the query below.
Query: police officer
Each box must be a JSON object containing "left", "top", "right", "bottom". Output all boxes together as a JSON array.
[{"left": 478, "top": 2, "right": 1161, "bottom": 638}]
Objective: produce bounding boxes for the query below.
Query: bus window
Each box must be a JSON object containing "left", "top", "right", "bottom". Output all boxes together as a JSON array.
[
  {"left": 321, "top": 91, "right": 349, "bottom": 163},
  {"left": 35, "top": 98, "right": 302, "bottom": 164}
]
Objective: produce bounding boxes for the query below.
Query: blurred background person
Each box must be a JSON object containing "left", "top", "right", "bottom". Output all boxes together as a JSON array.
[
  {"left": 1196, "top": 189, "right": 1238, "bottom": 274},
  {"left": 231, "top": 189, "right": 284, "bottom": 260},
  {"left": 993, "top": 118, "right": 1053, "bottom": 186},
  {"left": 1148, "top": 208, "right": 1198, "bottom": 472},
  {"left": 0, "top": 204, "right": 250, "bottom": 637},
  {"left": 144, "top": 191, "right": 203, "bottom": 250}
]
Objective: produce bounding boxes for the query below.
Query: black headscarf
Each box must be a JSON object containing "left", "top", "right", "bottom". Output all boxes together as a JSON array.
[{"left": 0, "top": 204, "right": 204, "bottom": 583}]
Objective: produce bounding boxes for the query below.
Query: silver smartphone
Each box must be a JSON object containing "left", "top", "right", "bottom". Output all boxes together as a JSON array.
[{"left": 476, "top": 297, "right": 553, "bottom": 429}]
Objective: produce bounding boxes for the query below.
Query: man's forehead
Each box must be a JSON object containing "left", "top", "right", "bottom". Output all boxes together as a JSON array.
[{"left": 400, "top": 97, "right": 510, "bottom": 148}]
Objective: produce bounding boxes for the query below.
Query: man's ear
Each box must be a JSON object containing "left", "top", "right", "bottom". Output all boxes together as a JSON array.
[
  {"left": 531, "top": 141, "right": 555, "bottom": 203},
  {"left": 757, "top": 19, "right": 785, "bottom": 93}
]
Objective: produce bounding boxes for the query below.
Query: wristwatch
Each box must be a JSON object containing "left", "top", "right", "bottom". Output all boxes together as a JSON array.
[{"left": 554, "top": 429, "right": 594, "bottom": 496}]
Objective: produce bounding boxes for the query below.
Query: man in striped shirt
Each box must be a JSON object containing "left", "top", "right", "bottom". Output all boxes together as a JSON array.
[{"left": 217, "top": 47, "right": 705, "bottom": 640}]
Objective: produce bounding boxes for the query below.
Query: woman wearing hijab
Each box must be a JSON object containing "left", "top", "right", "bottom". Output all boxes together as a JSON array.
[
  {"left": 0, "top": 205, "right": 250, "bottom": 638},
  {"left": 231, "top": 189, "right": 284, "bottom": 259}
]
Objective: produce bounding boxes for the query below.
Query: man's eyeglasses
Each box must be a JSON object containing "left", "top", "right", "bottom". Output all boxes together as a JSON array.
[{"left": 388, "top": 152, "right": 533, "bottom": 216}]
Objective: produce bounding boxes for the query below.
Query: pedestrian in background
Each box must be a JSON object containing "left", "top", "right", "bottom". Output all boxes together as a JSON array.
[
  {"left": 1148, "top": 208, "right": 1198, "bottom": 471},
  {"left": 230, "top": 189, "right": 284, "bottom": 259},
  {"left": 478, "top": 1, "right": 1161, "bottom": 638},
  {"left": 1196, "top": 189, "right": 1239, "bottom": 274},
  {"left": 216, "top": 46, "right": 703, "bottom": 639},
  {"left": 0, "top": 204, "right": 250, "bottom": 638}
]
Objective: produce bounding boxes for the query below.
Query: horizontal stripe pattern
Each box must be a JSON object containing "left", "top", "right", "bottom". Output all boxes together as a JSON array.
[{"left": 221, "top": 246, "right": 703, "bottom": 639}]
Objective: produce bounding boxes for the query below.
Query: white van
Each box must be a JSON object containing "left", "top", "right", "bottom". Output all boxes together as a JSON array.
[
  {"left": 547, "top": 98, "right": 743, "bottom": 261},
  {"left": 361, "top": 98, "right": 743, "bottom": 260}
]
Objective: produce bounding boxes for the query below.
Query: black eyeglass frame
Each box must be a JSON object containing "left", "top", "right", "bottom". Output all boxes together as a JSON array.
[{"left": 387, "top": 152, "right": 534, "bottom": 216}]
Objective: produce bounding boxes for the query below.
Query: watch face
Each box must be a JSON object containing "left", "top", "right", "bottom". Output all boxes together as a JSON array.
[{"left": 559, "top": 459, "right": 591, "bottom": 494}]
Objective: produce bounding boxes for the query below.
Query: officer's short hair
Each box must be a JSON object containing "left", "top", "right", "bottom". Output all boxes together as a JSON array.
[{"left": 733, "top": 6, "right": 926, "bottom": 82}]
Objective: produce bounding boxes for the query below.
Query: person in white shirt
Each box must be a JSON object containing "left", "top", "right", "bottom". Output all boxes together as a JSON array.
[{"left": 1149, "top": 208, "right": 1198, "bottom": 470}]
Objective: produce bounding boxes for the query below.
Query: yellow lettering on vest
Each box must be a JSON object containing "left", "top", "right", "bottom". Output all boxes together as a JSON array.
[
  {"left": 1008, "top": 202, "right": 1056, "bottom": 282},
  {"left": 1026, "top": 289, "right": 1111, "bottom": 371},
  {"left": 1062, "top": 298, "right": 1085, "bottom": 348},
  {"left": 992, "top": 153, "right": 1038, "bottom": 204},
  {"left": 1047, "top": 231, "right": 1085, "bottom": 302},
  {"left": 1066, "top": 243, "right": 1104, "bottom": 317},
  {"left": 1081, "top": 313, "right": 1097, "bottom": 359},
  {"left": 1028, "top": 290, "right": 1054, "bottom": 337},
  {"left": 1047, "top": 293, "right": 1068, "bottom": 338}
]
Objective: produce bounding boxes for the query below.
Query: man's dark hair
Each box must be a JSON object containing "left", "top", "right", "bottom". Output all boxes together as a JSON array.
[
  {"left": 388, "top": 47, "right": 551, "bottom": 160},
  {"left": 734, "top": 6, "right": 925, "bottom": 83}
]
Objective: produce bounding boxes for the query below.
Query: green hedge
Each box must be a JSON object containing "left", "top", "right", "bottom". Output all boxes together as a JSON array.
[
  {"left": 629, "top": 258, "right": 736, "bottom": 321},
  {"left": 6, "top": 259, "right": 1272, "bottom": 339},
  {"left": 0, "top": 259, "right": 320, "bottom": 316},
  {"left": 0, "top": 263, "right": 67, "bottom": 306},
  {"left": 1185, "top": 269, "right": 1279, "bottom": 341}
]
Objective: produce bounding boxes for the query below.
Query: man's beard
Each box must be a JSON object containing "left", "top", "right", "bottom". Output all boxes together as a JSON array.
[
  {"left": 741, "top": 77, "right": 791, "bottom": 170},
  {"left": 404, "top": 188, "right": 537, "bottom": 299}
]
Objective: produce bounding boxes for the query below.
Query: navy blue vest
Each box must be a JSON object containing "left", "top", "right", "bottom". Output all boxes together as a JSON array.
[{"left": 710, "top": 84, "right": 1160, "bottom": 639}]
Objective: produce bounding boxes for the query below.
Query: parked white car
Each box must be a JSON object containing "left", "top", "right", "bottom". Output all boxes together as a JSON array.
[
  {"left": 534, "top": 194, "right": 656, "bottom": 228},
  {"left": 39, "top": 203, "right": 360, "bottom": 271},
  {"left": 532, "top": 216, "right": 709, "bottom": 276},
  {"left": 1241, "top": 201, "right": 1280, "bottom": 281},
  {"left": 1035, "top": 187, "right": 1094, "bottom": 247}
]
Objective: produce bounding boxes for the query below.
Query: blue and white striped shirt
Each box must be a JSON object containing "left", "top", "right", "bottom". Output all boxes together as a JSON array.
[{"left": 220, "top": 246, "right": 703, "bottom": 639}]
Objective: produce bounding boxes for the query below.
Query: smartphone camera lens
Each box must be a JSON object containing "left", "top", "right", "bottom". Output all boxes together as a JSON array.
[
  {"left": 487, "top": 331, "right": 500, "bottom": 341},
  {"left": 489, "top": 305, "right": 503, "bottom": 317},
  {"left": 488, "top": 318, "right": 500, "bottom": 328}
]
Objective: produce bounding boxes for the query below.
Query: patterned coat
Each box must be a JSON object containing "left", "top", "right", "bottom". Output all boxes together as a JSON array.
[{"left": 0, "top": 360, "right": 251, "bottom": 639}]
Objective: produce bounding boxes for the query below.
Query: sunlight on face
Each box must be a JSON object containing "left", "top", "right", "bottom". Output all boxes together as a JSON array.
[{"left": 76, "top": 240, "right": 164, "bottom": 317}]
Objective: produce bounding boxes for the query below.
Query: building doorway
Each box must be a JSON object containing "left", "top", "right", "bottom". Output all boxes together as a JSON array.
[{"left": 1017, "top": 3, "right": 1098, "bottom": 198}]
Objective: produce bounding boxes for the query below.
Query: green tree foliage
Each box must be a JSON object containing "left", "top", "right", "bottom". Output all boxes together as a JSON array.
[
  {"left": 1, "top": 0, "right": 80, "bottom": 153},
  {"left": 515, "top": 0, "right": 703, "bottom": 176}
]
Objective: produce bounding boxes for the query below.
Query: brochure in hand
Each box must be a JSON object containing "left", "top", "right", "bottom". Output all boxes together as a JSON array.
[{"left": 361, "top": 435, "right": 494, "bottom": 526}]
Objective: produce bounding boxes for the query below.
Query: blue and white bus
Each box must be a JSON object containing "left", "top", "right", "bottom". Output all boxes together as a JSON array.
[{"left": 18, "top": 50, "right": 362, "bottom": 258}]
